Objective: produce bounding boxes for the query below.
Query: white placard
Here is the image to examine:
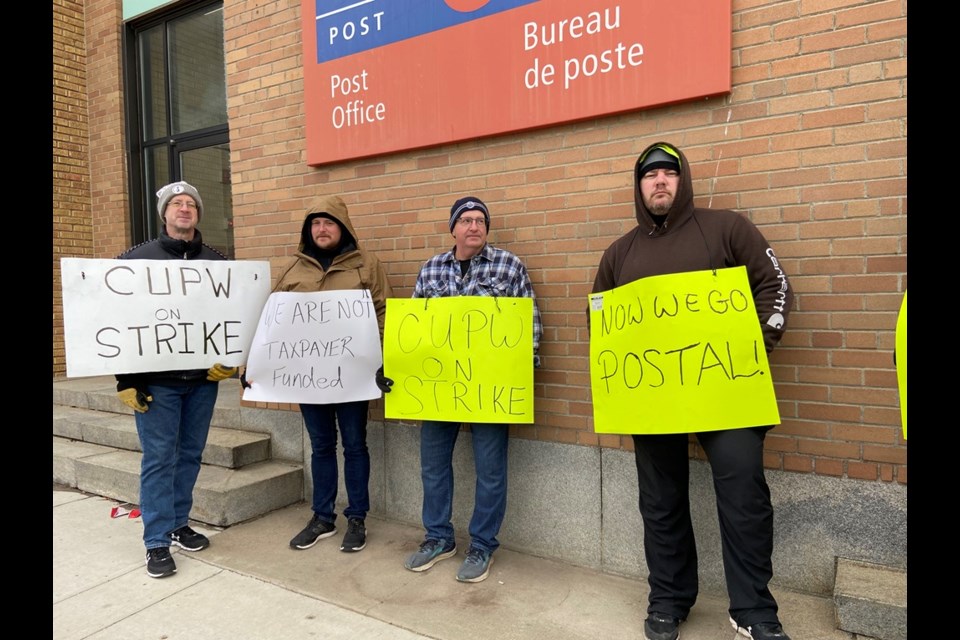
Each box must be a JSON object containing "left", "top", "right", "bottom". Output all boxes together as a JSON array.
[
  {"left": 242, "top": 290, "right": 382, "bottom": 404},
  {"left": 61, "top": 258, "right": 271, "bottom": 378}
]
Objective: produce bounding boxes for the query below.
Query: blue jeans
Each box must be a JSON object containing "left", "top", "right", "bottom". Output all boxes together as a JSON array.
[
  {"left": 135, "top": 382, "right": 218, "bottom": 550},
  {"left": 299, "top": 401, "right": 370, "bottom": 524},
  {"left": 419, "top": 420, "right": 509, "bottom": 553}
]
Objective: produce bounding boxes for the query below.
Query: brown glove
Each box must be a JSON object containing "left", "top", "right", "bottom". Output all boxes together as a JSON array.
[
  {"left": 117, "top": 387, "right": 152, "bottom": 413},
  {"left": 207, "top": 363, "right": 239, "bottom": 382}
]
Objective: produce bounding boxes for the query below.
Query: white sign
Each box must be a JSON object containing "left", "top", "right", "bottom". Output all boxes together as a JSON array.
[
  {"left": 61, "top": 258, "right": 271, "bottom": 378},
  {"left": 242, "top": 290, "right": 383, "bottom": 404}
]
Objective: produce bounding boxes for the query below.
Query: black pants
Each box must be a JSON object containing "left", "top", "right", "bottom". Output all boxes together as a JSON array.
[{"left": 632, "top": 427, "right": 780, "bottom": 627}]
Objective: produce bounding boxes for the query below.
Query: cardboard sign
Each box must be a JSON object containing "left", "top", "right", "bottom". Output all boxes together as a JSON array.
[
  {"left": 242, "top": 290, "right": 383, "bottom": 404},
  {"left": 61, "top": 258, "right": 271, "bottom": 377},
  {"left": 384, "top": 296, "right": 535, "bottom": 423},
  {"left": 895, "top": 291, "right": 906, "bottom": 439},
  {"left": 589, "top": 267, "right": 780, "bottom": 434}
]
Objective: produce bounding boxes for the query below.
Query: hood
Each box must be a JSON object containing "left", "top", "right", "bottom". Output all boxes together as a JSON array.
[
  {"left": 298, "top": 195, "right": 359, "bottom": 253},
  {"left": 633, "top": 141, "right": 695, "bottom": 232}
]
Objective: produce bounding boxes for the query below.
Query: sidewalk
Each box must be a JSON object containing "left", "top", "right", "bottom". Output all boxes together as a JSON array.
[{"left": 54, "top": 487, "right": 854, "bottom": 640}]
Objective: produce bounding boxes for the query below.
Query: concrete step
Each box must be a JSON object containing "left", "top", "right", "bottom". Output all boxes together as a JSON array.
[
  {"left": 54, "top": 405, "right": 271, "bottom": 469},
  {"left": 52, "top": 376, "right": 247, "bottom": 430},
  {"left": 834, "top": 558, "right": 907, "bottom": 640},
  {"left": 53, "top": 437, "right": 303, "bottom": 527}
]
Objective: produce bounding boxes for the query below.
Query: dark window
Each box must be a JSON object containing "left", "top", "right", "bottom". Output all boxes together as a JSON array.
[{"left": 125, "top": 1, "right": 233, "bottom": 257}]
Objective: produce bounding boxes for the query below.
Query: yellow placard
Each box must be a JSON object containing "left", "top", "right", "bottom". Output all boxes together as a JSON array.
[
  {"left": 895, "top": 291, "right": 907, "bottom": 439},
  {"left": 589, "top": 267, "right": 780, "bottom": 434},
  {"left": 384, "top": 297, "right": 534, "bottom": 424}
]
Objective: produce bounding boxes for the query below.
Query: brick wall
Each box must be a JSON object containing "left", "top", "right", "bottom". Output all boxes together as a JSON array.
[
  {"left": 53, "top": 0, "right": 93, "bottom": 377},
  {"left": 86, "top": 0, "right": 130, "bottom": 261},
  {"left": 75, "top": 0, "right": 908, "bottom": 484}
]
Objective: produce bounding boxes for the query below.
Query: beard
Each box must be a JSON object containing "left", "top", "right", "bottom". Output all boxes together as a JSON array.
[{"left": 648, "top": 197, "right": 673, "bottom": 216}]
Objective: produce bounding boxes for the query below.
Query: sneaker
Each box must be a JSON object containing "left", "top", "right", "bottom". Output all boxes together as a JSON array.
[
  {"left": 730, "top": 618, "right": 792, "bottom": 640},
  {"left": 340, "top": 517, "right": 366, "bottom": 552},
  {"left": 644, "top": 612, "right": 681, "bottom": 640},
  {"left": 169, "top": 525, "right": 209, "bottom": 552},
  {"left": 456, "top": 546, "right": 494, "bottom": 583},
  {"left": 404, "top": 538, "right": 457, "bottom": 572},
  {"left": 145, "top": 547, "right": 177, "bottom": 578},
  {"left": 290, "top": 514, "right": 337, "bottom": 549}
]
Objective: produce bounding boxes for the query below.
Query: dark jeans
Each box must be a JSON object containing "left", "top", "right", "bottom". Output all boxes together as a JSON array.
[
  {"left": 633, "top": 427, "right": 780, "bottom": 627},
  {"left": 134, "top": 382, "right": 218, "bottom": 550},
  {"left": 419, "top": 420, "right": 509, "bottom": 553},
  {"left": 299, "top": 400, "right": 370, "bottom": 523}
]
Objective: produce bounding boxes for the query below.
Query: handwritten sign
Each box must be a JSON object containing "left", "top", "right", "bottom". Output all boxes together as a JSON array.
[
  {"left": 61, "top": 258, "right": 271, "bottom": 378},
  {"left": 588, "top": 267, "right": 780, "bottom": 434},
  {"left": 242, "top": 290, "right": 383, "bottom": 404},
  {"left": 383, "top": 297, "right": 534, "bottom": 423},
  {"left": 895, "top": 290, "right": 906, "bottom": 439}
]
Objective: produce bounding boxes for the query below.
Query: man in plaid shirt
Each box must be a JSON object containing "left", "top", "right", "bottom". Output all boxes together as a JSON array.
[{"left": 395, "top": 196, "right": 541, "bottom": 584}]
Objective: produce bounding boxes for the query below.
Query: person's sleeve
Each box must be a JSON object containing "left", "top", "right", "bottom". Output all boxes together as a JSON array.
[
  {"left": 115, "top": 372, "right": 147, "bottom": 392},
  {"left": 271, "top": 257, "right": 297, "bottom": 293},
  {"left": 411, "top": 264, "right": 427, "bottom": 299},
  {"left": 586, "top": 248, "right": 618, "bottom": 330},
  {"left": 511, "top": 259, "right": 541, "bottom": 354},
  {"left": 369, "top": 256, "right": 393, "bottom": 342},
  {"left": 731, "top": 216, "right": 793, "bottom": 353}
]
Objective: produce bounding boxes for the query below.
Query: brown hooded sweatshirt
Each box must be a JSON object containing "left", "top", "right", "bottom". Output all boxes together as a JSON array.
[
  {"left": 273, "top": 195, "right": 393, "bottom": 340},
  {"left": 591, "top": 142, "right": 792, "bottom": 353}
]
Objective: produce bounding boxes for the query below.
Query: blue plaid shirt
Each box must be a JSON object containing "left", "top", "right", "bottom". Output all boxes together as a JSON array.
[{"left": 413, "top": 243, "right": 542, "bottom": 353}]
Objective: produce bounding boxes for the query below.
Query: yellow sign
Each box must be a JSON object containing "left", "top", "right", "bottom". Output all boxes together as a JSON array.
[
  {"left": 589, "top": 267, "right": 780, "bottom": 434},
  {"left": 384, "top": 297, "right": 534, "bottom": 423},
  {"left": 895, "top": 291, "right": 907, "bottom": 439}
]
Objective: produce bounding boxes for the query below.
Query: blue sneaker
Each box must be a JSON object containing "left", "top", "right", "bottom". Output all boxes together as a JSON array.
[
  {"left": 456, "top": 546, "right": 494, "bottom": 583},
  {"left": 404, "top": 539, "right": 457, "bottom": 572}
]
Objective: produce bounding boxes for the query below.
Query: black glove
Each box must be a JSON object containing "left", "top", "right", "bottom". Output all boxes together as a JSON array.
[
  {"left": 375, "top": 366, "right": 394, "bottom": 393},
  {"left": 240, "top": 370, "right": 251, "bottom": 389},
  {"left": 534, "top": 354, "right": 542, "bottom": 369},
  {"left": 117, "top": 387, "right": 152, "bottom": 413}
]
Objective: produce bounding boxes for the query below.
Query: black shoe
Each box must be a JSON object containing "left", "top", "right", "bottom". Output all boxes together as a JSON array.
[
  {"left": 169, "top": 525, "right": 210, "bottom": 552},
  {"left": 145, "top": 547, "right": 177, "bottom": 578},
  {"left": 644, "top": 612, "right": 681, "bottom": 640},
  {"left": 340, "top": 517, "right": 366, "bottom": 552},
  {"left": 290, "top": 514, "right": 336, "bottom": 549},
  {"left": 730, "top": 618, "right": 792, "bottom": 640}
]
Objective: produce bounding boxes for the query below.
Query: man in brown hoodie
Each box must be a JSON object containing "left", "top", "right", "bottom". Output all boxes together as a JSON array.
[{"left": 592, "top": 143, "right": 793, "bottom": 640}]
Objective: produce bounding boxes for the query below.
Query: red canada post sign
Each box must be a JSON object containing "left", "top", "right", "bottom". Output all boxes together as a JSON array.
[{"left": 301, "top": 0, "right": 731, "bottom": 166}]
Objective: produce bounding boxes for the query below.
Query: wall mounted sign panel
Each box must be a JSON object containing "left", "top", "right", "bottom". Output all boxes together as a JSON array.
[{"left": 301, "top": 0, "right": 731, "bottom": 165}]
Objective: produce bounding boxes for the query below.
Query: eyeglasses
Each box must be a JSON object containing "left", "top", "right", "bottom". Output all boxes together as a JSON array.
[
  {"left": 456, "top": 216, "right": 487, "bottom": 228},
  {"left": 167, "top": 200, "right": 198, "bottom": 209}
]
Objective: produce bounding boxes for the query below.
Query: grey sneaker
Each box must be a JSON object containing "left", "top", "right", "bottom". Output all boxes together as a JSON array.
[
  {"left": 730, "top": 618, "right": 792, "bottom": 640},
  {"left": 145, "top": 547, "right": 177, "bottom": 578},
  {"left": 289, "top": 514, "right": 336, "bottom": 549},
  {"left": 456, "top": 546, "right": 494, "bottom": 583},
  {"left": 340, "top": 517, "right": 366, "bottom": 552},
  {"left": 404, "top": 538, "right": 457, "bottom": 572}
]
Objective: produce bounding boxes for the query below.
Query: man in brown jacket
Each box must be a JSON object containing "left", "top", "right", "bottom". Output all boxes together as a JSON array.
[
  {"left": 269, "top": 195, "right": 393, "bottom": 553},
  {"left": 592, "top": 143, "right": 792, "bottom": 640}
]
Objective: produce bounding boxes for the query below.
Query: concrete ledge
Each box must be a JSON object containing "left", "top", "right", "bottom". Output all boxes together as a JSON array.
[
  {"left": 834, "top": 558, "right": 907, "bottom": 640},
  {"left": 53, "top": 405, "right": 272, "bottom": 469},
  {"left": 72, "top": 448, "right": 303, "bottom": 527},
  {"left": 53, "top": 437, "right": 117, "bottom": 487}
]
